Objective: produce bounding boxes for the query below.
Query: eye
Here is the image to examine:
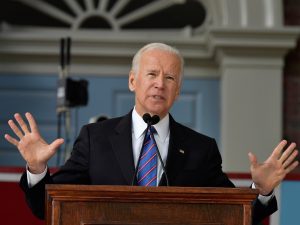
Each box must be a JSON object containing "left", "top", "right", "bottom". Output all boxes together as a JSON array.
[
  {"left": 166, "top": 75, "right": 175, "bottom": 81},
  {"left": 147, "top": 71, "right": 157, "bottom": 77}
]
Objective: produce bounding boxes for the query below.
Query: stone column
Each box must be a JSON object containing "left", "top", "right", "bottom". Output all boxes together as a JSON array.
[{"left": 205, "top": 0, "right": 299, "bottom": 172}]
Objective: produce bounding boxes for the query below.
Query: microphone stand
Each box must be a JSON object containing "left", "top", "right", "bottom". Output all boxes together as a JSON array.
[
  {"left": 56, "top": 37, "right": 72, "bottom": 166},
  {"left": 150, "top": 129, "right": 169, "bottom": 186}
]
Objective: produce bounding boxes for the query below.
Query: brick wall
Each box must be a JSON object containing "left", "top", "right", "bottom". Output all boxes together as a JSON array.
[
  {"left": 284, "top": 0, "right": 300, "bottom": 25},
  {"left": 283, "top": 0, "right": 300, "bottom": 172}
]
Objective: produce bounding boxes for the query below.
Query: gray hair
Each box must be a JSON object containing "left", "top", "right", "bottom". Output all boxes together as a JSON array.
[{"left": 131, "top": 43, "right": 184, "bottom": 80}]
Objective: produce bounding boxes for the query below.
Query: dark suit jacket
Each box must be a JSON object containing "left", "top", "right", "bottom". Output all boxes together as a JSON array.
[{"left": 20, "top": 111, "right": 277, "bottom": 224}]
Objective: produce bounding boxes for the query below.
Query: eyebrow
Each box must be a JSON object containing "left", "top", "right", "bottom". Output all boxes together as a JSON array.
[
  {"left": 145, "top": 69, "right": 176, "bottom": 77},
  {"left": 146, "top": 69, "right": 159, "bottom": 73}
]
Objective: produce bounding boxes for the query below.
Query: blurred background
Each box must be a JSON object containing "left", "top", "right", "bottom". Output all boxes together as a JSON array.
[{"left": 0, "top": 0, "right": 299, "bottom": 224}]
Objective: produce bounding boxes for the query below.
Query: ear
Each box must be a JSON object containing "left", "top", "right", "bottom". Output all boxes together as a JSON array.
[
  {"left": 128, "top": 71, "right": 136, "bottom": 92},
  {"left": 174, "top": 85, "right": 181, "bottom": 100}
]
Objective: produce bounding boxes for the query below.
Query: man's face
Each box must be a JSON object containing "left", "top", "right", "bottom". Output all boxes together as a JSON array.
[{"left": 129, "top": 49, "right": 182, "bottom": 118}]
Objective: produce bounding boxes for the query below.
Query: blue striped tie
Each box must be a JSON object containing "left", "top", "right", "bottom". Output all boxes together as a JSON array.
[{"left": 137, "top": 126, "right": 158, "bottom": 186}]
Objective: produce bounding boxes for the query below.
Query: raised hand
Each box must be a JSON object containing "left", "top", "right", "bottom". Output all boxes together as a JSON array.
[
  {"left": 248, "top": 140, "right": 299, "bottom": 195},
  {"left": 4, "top": 112, "right": 64, "bottom": 174}
]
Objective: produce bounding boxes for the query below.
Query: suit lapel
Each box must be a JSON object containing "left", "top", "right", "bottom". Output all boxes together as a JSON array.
[
  {"left": 109, "top": 111, "right": 135, "bottom": 185},
  {"left": 109, "top": 112, "right": 188, "bottom": 186},
  {"left": 163, "top": 115, "right": 187, "bottom": 186}
]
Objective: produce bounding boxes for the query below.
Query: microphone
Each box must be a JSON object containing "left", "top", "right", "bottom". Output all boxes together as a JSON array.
[
  {"left": 131, "top": 113, "right": 169, "bottom": 186},
  {"left": 151, "top": 115, "right": 160, "bottom": 125},
  {"left": 142, "top": 113, "right": 151, "bottom": 124},
  {"left": 142, "top": 113, "right": 160, "bottom": 125}
]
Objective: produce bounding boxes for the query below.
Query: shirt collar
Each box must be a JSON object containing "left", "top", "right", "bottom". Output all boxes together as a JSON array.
[{"left": 132, "top": 107, "right": 169, "bottom": 142}]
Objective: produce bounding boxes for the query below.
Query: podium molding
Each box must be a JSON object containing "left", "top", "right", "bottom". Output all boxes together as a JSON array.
[{"left": 46, "top": 185, "right": 258, "bottom": 225}]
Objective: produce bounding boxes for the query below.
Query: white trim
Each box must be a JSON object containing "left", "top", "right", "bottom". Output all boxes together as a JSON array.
[
  {"left": 0, "top": 27, "right": 298, "bottom": 77},
  {"left": 264, "top": 0, "right": 275, "bottom": 28},
  {"left": 63, "top": 0, "right": 83, "bottom": 16},
  {"left": 230, "top": 178, "right": 252, "bottom": 187},
  {"left": 84, "top": 0, "right": 94, "bottom": 12},
  {"left": 240, "top": 0, "right": 248, "bottom": 27},
  {"left": 0, "top": 173, "right": 21, "bottom": 182},
  {"left": 14, "top": 0, "right": 204, "bottom": 31},
  {"left": 111, "top": 0, "right": 133, "bottom": 17},
  {"left": 117, "top": 0, "right": 178, "bottom": 27},
  {"left": 98, "top": 0, "right": 109, "bottom": 13}
]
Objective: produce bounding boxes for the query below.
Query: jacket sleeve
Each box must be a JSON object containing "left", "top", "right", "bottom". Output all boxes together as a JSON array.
[
  {"left": 19, "top": 170, "right": 53, "bottom": 220},
  {"left": 19, "top": 125, "right": 92, "bottom": 220},
  {"left": 252, "top": 196, "right": 278, "bottom": 225}
]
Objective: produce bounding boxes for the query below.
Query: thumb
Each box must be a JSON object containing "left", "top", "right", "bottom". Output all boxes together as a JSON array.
[
  {"left": 49, "top": 138, "right": 64, "bottom": 152},
  {"left": 248, "top": 152, "right": 258, "bottom": 167}
]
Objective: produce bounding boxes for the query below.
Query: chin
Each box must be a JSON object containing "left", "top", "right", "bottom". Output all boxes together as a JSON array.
[
  {"left": 145, "top": 105, "right": 168, "bottom": 117},
  {"left": 150, "top": 111, "right": 167, "bottom": 118}
]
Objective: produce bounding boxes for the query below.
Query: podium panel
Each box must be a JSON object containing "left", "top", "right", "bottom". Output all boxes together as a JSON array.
[{"left": 46, "top": 185, "right": 258, "bottom": 225}]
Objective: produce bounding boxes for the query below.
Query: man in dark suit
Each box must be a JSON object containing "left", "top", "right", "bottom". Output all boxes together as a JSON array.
[{"left": 5, "top": 43, "right": 299, "bottom": 224}]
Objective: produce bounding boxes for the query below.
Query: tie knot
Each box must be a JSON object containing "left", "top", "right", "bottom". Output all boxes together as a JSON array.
[{"left": 149, "top": 126, "right": 157, "bottom": 134}]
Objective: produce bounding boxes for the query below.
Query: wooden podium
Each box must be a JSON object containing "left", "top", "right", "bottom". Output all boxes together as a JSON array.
[{"left": 46, "top": 185, "right": 258, "bottom": 225}]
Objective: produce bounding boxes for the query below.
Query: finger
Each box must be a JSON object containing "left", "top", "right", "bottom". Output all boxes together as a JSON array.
[
  {"left": 285, "top": 160, "right": 299, "bottom": 174},
  {"left": 8, "top": 119, "right": 24, "bottom": 139},
  {"left": 4, "top": 134, "right": 19, "bottom": 146},
  {"left": 283, "top": 149, "right": 298, "bottom": 169},
  {"left": 14, "top": 113, "right": 30, "bottom": 134},
  {"left": 248, "top": 152, "right": 258, "bottom": 167},
  {"left": 270, "top": 140, "right": 288, "bottom": 159},
  {"left": 279, "top": 142, "right": 297, "bottom": 164},
  {"left": 25, "top": 112, "right": 39, "bottom": 133},
  {"left": 49, "top": 138, "right": 64, "bottom": 152}
]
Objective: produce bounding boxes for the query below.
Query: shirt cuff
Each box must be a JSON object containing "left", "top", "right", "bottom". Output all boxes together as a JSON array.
[
  {"left": 26, "top": 165, "right": 47, "bottom": 188},
  {"left": 251, "top": 183, "right": 275, "bottom": 205}
]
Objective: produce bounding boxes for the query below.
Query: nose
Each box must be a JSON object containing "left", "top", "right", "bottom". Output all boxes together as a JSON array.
[{"left": 154, "top": 74, "right": 164, "bottom": 89}]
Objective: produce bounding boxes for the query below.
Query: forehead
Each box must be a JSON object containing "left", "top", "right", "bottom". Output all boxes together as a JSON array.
[{"left": 140, "top": 49, "right": 181, "bottom": 74}]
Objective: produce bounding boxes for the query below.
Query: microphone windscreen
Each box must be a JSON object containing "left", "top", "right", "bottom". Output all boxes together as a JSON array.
[
  {"left": 151, "top": 115, "right": 160, "bottom": 125},
  {"left": 142, "top": 113, "right": 151, "bottom": 124}
]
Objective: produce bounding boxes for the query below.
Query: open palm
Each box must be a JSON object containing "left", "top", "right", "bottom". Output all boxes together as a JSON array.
[
  {"left": 249, "top": 140, "right": 299, "bottom": 195},
  {"left": 4, "top": 112, "right": 64, "bottom": 174}
]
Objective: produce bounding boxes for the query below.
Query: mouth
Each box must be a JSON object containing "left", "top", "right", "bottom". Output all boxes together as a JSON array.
[{"left": 151, "top": 95, "right": 165, "bottom": 100}]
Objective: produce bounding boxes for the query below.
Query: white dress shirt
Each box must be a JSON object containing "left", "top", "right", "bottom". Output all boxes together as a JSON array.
[{"left": 131, "top": 107, "right": 170, "bottom": 185}]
